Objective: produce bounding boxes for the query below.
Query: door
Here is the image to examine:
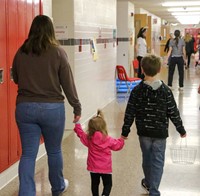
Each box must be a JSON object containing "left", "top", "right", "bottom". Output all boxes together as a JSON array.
[
  {"left": 7, "top": 0, "right": 20, "bottom": 164},
  {"left": 0, "top": 0, "right": 9, "bottom": 173}
]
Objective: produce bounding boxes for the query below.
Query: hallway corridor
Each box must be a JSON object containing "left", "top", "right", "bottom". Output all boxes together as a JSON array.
[{"left": 1, "top": 64, "right": 200, "bottom": 196}]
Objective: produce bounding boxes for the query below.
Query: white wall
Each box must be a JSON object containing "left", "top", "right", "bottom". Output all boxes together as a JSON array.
[
  {"left": 43, "top": 0, "right": 52, "bottom": 17},
  {"left": 53, "top": 0, "right": 117, "bottom": 129},
  {"left": 74, "top": 0, "right": 117, "bottom": 125},
  {"left": 117, "top": 0, "right": 135, "bottom": 76}
]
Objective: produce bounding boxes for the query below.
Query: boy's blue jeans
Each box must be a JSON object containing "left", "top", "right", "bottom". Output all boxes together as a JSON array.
[
  {"left": 16, "top": 102, "right": 66, "bottom": 196},
  {"left": 139, "top": 136, "right": 166, "bottom": 196}
]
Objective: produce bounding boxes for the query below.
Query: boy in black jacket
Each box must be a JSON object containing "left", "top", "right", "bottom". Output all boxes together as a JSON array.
[{"left": 121, "top": 55, "right": 186, "bottom": 196}]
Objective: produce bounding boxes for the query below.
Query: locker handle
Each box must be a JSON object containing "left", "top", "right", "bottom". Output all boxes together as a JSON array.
[
  {"left": 0, "top": 69, "right": 4, "bottom": 84},
  {"left": 10, "top": 67, "right": 13, "bottom": 81}
]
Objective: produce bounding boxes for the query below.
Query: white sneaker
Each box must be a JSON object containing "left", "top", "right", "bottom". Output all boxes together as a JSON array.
[
  {"left": 62, "top": 179, "right": 69, "bottom": 194},
  {"left": 179, "top": 87, "right": 184, "bottom": 91}
]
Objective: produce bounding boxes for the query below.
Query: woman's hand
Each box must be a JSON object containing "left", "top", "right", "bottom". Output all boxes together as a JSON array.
[{"left": 73, "top": 115, "right": 81, "bottom": 123}]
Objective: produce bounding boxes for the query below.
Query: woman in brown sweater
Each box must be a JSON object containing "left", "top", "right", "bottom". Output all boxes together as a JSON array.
[{"left": 12, "top": 15, "right": 81, "bottom": 196}]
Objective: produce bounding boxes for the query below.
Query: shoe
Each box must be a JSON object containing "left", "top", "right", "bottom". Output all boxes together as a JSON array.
[
  {"left": 62, "top": 179, "right": 69, "bottom": 194},
  {"left": 179, "top": 87, "right": 183, "bottom": 91},
  {"left": 141, "top": 179, "right": 149, "bottom": 194}
]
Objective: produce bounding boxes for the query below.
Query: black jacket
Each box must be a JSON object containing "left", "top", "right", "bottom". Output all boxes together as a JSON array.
[{"left": 122, "top": 81, "right": 186, "bottom": 138}]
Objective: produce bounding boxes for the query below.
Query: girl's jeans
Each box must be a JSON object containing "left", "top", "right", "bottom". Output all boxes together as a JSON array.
[{"left": 16, "top": 102, "right": 66, "bottom": 196}]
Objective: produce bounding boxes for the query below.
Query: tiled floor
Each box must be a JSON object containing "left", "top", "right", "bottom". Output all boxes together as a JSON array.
[{"left": 0, "top": 63, "right": 200, "bottom": 196}]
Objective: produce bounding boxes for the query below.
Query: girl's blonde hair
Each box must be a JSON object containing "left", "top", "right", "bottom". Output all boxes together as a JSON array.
[{"left": 87, "top": 109, "right": 108, "bottom": 139}]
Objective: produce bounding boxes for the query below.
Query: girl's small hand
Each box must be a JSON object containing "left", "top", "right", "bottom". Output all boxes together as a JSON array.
[{"left": 121, "top": 135, "right": 128, "bottom": 140}]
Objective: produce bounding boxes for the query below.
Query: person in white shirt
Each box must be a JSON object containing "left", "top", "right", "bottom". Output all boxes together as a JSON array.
[{"left": 135, "top": 27, "right": 147, "bottom": 79}]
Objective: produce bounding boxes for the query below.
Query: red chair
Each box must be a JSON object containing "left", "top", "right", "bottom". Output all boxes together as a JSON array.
[
  {"left": 132, "top": 59, "right": 139, "bottom": 77},
  {"left": 116, "top": 65, "right": 141, "bottom": 93}
]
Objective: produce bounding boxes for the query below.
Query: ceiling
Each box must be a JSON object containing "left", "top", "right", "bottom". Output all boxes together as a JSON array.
[{"left": 127, "top": 0, "right": 200, "bottom": 24}]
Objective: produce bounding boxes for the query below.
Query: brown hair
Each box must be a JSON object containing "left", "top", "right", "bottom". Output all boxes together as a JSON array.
[
  {"left": 141, "top": 55, "right": 161, "bottom": 77},
  {"left": 21, "top": 15, "right": 59, "bottom": 55},
  {"left": 174, "top": 30, "right": 181, "bottom": 48},
  {"left": 87, "top": 109, "right": 108, "bottom": 139}
]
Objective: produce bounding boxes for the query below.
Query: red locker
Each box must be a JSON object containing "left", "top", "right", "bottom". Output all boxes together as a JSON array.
[
  {"left": 7, "top": 0, "right": 20, "bottom": 164},
  {"left": 26, "top": 0, "right": 34, "bottom": 36},
  {"left": 0, "top": 0, "right": 42, "bottom": 173},
  {"left": 17, "top": 0, "right": 27, "bottom": 47},
  {"left": 0, "top": 0, "right": 9, "bottom": 173}
]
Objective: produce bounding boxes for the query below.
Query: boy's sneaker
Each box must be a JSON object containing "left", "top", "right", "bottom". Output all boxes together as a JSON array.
[
  {"left": 179, "top": 87, "right": 184, "bottom": 91},
  {"left": 62, "top": 179, "right": 69, "bottom": 194},
  {"left": 141, "top": 179, "right": 149, "bottom": 194}
]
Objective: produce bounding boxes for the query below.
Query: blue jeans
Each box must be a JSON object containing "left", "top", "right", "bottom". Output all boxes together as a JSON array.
[
  {"left": 139, "top": 136, "right": 166, "bottom": 196},
  {"left": 16, "top": 102, "right": 66, "bottom": 196}
]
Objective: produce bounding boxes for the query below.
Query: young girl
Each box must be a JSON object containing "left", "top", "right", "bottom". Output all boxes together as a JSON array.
[{"left": 74, "top": 110, "right": 124, "bottom": 196}]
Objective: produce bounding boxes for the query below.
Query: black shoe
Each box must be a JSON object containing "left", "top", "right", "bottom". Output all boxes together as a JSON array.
[{"left": 141, "top": 179, "right": 149, "bottom": 194}]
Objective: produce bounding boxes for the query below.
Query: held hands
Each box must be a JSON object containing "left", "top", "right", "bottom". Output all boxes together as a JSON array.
[
  {"left": 181, "top": 133, "right": 186, "bottom": 138},
  {"left": 73, "top": 115, "right": 81, "bottom": 123},
  {"left": 121, "top": 135, "right": 128, "bottom": 140}
]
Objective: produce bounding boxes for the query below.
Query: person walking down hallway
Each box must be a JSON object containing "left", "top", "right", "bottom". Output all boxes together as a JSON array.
[
  {"left": 164, "top": 33, "right": 173, "bottom": 53},
  {"left": 135, "top": 27, "right": 147, "bottom": 79},
  {"left": 12, "top": 15, "right": 81, "bottom": 196},
  {"left": 74, "top": 110, "right": 124, "bottom": 196},
  {"left": 164, "top": 33, "right": 173, "bottom": 65},
  {"left": 166, "top": 29, "right": 186, "bottom": 91},
  {"left": 184, "top": 32, "right": 194, "bottom": 69},
  {"left": 121, "top": 54, "right": 186, "bottom": 196}
]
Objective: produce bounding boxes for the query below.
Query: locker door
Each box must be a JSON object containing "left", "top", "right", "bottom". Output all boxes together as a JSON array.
[
  {"left": 7, "top": 0, "right": 20, "bottom": 164},
  {"left": 0, "top": 0, "right": 9, "bottom": 172},
  {"left": 17, "top": 0, "right": 26, "bottom": 47}
]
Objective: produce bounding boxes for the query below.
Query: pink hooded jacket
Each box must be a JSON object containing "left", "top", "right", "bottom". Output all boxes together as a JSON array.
[{"left": 74, "top": 123, "right": 124, "bottom": 174}]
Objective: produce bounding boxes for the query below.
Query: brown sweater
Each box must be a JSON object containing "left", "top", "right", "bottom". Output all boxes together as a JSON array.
[{"left": 12, "top": 46, "right": 81, "bottom": 116}]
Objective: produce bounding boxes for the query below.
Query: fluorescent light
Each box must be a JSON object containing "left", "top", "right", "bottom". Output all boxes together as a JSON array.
[
  {"left": 171, "top": 12, "right": 200, "bottom": 16},
  {"left": 162, "top": 1, "right": 200, "bottom": 7},
  {"left": 175, "top": 15, "right": 200, "bottom": 24},
  {"left": 168, "top": 7, "right": 200, "bottom": 12}
]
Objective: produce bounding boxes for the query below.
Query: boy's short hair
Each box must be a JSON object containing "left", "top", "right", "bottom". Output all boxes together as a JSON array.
[{"left": 141, "top": 55, "right": 161, "bottom": 77}]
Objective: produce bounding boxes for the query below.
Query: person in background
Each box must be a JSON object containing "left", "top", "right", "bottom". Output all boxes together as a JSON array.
[
  {"left": 164, "top": 33, "right": 173, "bottom": 65},
  {"left": 121, "top": 54, "right": 186, "bottom": 196},
  {"left": 135, "top": 27, "right": 148, "bottom": 79},
  {"left": 74, "top": 110, "right": 124, "bottom": 196},
  {"left": 184, "top": 32, "right": 194, "bottom": 69},
  {"left": 164, "top": 33, "right": 173, "bottom": 53},
  {"left": 12, "top": 15, "right": 81, "bottom": 196},
  {"left": 166, "top": 29, "right": 186, "bottom": 91}
]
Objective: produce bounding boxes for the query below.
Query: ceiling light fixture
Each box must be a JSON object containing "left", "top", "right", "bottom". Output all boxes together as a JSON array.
[
  {"left": 162, "top": 1, "right": 200, "bottom": 7},
  {"left": 175, "top": 15, "right": 200, "bottom": 24},
  {"left": 171, "top": 12, "right": 200, "bottom": 15},
  {"left": 168, "top": 7, "right": 200, "bottom": 12}
]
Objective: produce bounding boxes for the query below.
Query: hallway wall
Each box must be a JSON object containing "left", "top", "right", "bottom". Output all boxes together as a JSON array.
[
  {"left": 117, "top": 0, "right": 135, "bottom": 77},
  {"left": 53, "top": 0, "right": 117, "bottom": 128}
]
